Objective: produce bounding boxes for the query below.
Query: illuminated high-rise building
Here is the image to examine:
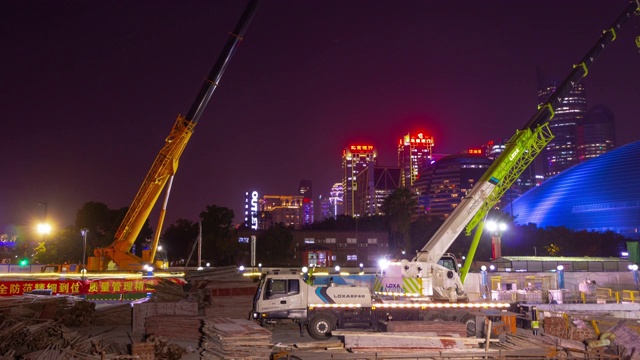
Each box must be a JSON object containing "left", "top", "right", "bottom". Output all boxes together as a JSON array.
[
  {"left": 298, "top": 179, "right": 314, "bottom": 225},
  {"left": 398, "top": 132, "right": 434, "bottom": 187},
  {"left": 539, "top": 83, "right": 587, "bottom": 178},
  {"left": 259, "top": 194, "right": 305, "bottom": 229},
  {"left": 577, "top": 104, "right": 616, "bottom": 162},
  {"left": 319, "top": 182, "right": 344, "bottom": 220},
  {"left": 355, "top": 165, "right": 401, "bottom": 216},
  {"left": 415, "top": 152, "right": 492, "bottom": 219},
  {"left": 342, "top": 145, "right": 377, "bottom": 216}
]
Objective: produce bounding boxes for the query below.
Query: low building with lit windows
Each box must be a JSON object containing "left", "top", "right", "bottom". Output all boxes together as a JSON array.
[{"left": 293, "top": 231, "right": 389, "bottom": 268}]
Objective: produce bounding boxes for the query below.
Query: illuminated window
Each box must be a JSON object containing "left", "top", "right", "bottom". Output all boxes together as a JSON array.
[
  {"left": 304, "top": 238, "right": 315, "bottom": 244},
  {"left": 326, "top": 238, "right": 336, "bottom": 244},
  {"left": 367, "top": 238, "right": 378, "bottom": 244},
  {"left": 347, "top": 255, "right": 357, "bottom": 261},
  {"left": 346, "top": 238, "right": 357, "bottom": 244}
]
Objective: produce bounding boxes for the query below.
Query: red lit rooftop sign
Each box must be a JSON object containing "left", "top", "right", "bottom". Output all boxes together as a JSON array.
[
  {"left": 349, "top": 145, "right": 374, "bottom": 153},
  {"left": 468, "top": 148, "right": 483, "bottom": 155},
  {"left": 410, "top": 133, "right": 433, "bottom": 144}
]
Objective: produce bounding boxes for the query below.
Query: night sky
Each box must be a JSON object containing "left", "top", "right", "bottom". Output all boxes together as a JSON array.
[{"left": 2, "top": 1, "right": 639, "bottom": 235}]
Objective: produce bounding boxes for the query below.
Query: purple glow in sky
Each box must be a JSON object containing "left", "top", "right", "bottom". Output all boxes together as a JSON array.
[{"left": 2, "top": 1, "right": 639, "bottom": 234}]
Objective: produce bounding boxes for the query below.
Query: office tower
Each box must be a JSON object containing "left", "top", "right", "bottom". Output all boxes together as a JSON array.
[
  {"left": 416, "top": 152, "right": 492, "bottom": 219},
  {"left": 355, "top": 165, "right": 401, "bottom": 216},
  {"left": 329, "top": 182, "right": 344, "bottom": 217},
  {"left": 539, "top": 83, "right": 587, "bottom": 178},
  {"left": 298, "top": 179, "right": 314, "bottom": 225},
  {"left": 342, "top": 145, "right": 377, "bottom": 216},
  {"left": 577, "top": 104, "right": 616, "bottom": 162},
  {"left": 398, "top": 132, "right": 434, "bottom": 187}
]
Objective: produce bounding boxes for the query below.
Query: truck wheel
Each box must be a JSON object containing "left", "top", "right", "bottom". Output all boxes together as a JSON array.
[
  {"left": 461, "top": 314, "right": 477, "bottom": 337},
  {"left": 308, "top": 314, "right": 335, "bottom": 340}
]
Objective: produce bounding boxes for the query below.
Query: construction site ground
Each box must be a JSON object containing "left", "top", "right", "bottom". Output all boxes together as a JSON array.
[{"left": 2, "top": 267, "right": 640, "bottom": 359}]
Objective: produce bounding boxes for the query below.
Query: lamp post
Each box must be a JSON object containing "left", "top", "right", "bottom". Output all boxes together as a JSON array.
[
  {"left": 486, "top": 220, "right": 507, "bottom": 260},
  {"left": 629, "top": 264, "right": 639, "bottom": 290},
  {"left": 80, "top": 229, "right": 88, "bottom": 280},
  {"left": 557, "top": 265, "right": 565, "bottom": 289},
  {"left": 480, "top": 265, "right": 488, "bottom": 299}
]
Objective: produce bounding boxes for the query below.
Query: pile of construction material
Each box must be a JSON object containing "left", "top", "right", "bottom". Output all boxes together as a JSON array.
[
  {"left": 184, "top": 266, "right": 258, "bottom": 297},
  {"left": 334, "top": 320, "right": 484, "bottom": 353},
  {"left": 543, "top": 315, "right": 597, "bottom": 341},
  {"left": 201, "top": 317, "right": 272, "bottom": 359},
  {"left": 0, "top": 318, "right": 128, "bottom": 358},
  {"left": 541, "top": 315, "right": 640, "bottom": 359}
]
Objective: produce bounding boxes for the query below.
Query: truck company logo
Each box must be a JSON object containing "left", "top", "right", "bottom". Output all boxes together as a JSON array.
[{"left": 334, "top": 294, "right": 365, "bottom": 298}]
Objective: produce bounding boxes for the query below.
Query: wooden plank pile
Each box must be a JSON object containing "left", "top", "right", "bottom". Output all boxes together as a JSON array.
[
  {"left": 386, "top": 320, "right": 467, "bottom": 336},
  {"left": 494, "top": 333, "right": 585, "bottom": 354},
  {"left": 0, "top": 318, "right": 128, "bottom": 358},
  {"left": 93, "top": 303, "right": 133, "bottom": 325},
  {"left": 186, "top": 266, "right": 258, "bottom": 295},
  {"left": 201, "top": 317, "right": 272, "bottom": 359},
  {"left": 334, "top": 331, "right": 486, "bottom": 352},
  {"left": 132, "top": 300, "right": 199, "bottom": 333},
  {"left": 207, "top": 295, "right": 254, "bottom": 319},
  {"left": 145, "top": 315, "right": 203, "bottom": 341},
  {"left": 334, "top": 320, "right": 477, "bottom": 352},
  {"left": 0, "top": 294, "right": 82, "bottom": 319}
]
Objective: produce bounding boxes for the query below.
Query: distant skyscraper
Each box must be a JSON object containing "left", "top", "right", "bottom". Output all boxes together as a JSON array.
[
  {"left": 577, "top": 104, "right": 616, "bottom": 162},
  {"left": 342, "top": 145, "right": 377, "bottom": 216},
  {"left": 398, "top": 132, "right": 434, "bottom": 187},
  {"left": 539, "top": 83, "right": 587, "bottom": 178},
  {"left": 355, "top": 166, "right": 401, "bottom": 216},
  {"left": 298, "top": 179, "right": 314, "bottom": 225},
  {"left": 416, "top": 152, "right": 492, "bottom": 219},
  {"left": 484, "top": 140, "right": 537, "bottom": 201},
  {"left": 329, "top": 182, "right": 344, "bottom": 217}
]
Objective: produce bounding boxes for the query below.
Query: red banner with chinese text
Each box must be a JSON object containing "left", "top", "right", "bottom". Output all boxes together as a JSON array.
[{"left": 0, "top": 278, "right": 179, "bottom": 296}]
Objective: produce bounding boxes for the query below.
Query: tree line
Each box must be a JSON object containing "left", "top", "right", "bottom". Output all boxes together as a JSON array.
[{"left": 5, "top": 188, "right": 632, "bottom": 266}]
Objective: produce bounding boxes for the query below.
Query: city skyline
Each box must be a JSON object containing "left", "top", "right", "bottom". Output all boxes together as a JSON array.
[{"left": 2, "top": 1, "right": 639, "bottom": 235}]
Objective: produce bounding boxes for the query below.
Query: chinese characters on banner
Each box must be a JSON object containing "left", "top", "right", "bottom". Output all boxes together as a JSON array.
[{"left": 0, "top": 278, "right": 162, "bottom": 296}]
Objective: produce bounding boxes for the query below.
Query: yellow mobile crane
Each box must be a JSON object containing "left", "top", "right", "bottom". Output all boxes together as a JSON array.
[{"left": 88, "top": 0, "right": 261, "bottom": 271}]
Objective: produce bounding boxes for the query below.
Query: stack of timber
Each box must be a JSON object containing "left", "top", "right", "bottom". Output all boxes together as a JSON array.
[
  {"left": 386, "top": 320, "right": 467, "bottom": 336},
  {"left": 0, "top": 318, "right": 128, "bottom": 358},
  {"left": 145, "top": 315, "right": 203, "bottom": 341},
  {"left": 185, "top": 266, "right": 258, "bottom": 296},
  {"left": 206, "top": 294, "right": 254, "bottom": 319},
  {"left": 494, "top": 333, "right": 586, "bottom": 354},
  {"left": 335, "top": 321, "right": 484, "bottom": 353},
  {"left": 93, "top": 302, "right": 133, "bottom": 325},
  {"left": 201, "top": 317, "right": 272, "bottom": 359},
  {"left": 0, "top": 293, "right": 82, "bottom": 319},
  {"left": 132, "top": 299, "right": 199, "bottom": 333}
]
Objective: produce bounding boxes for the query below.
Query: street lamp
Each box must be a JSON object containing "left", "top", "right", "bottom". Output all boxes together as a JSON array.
[
  {"left": 486, "top": 220, "right": 507, "bottom": 260},
  {"left": 80, "top": 229, "right": 88, "bottom": 280},
  {"left": 557, "top": 265, "right": 565, "bottom": 289},
  {"left": 629, "top": 264, "right": 639, "bottom": 289},
  {"left": 480, "top": 265, "right": 489, "bottom": 299}
]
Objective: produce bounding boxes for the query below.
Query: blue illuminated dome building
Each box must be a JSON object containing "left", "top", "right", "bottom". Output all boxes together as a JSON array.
[{"left": 505, "top": 141, "right": 640, "bottom": 240}]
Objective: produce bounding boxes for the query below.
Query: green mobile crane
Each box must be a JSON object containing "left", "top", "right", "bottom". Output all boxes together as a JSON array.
[{"left": 393, "top": 1, "right": 640, "bottom": 302}]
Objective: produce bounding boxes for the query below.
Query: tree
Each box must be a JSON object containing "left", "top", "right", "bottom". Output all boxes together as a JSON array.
[
  {"left": 382, "top": 187, "right": 416, "bottom": 256},
  {"left": 256, "top": 223, "right": 294, "bottom": 266},
  {"left": 162, "top": 218, "right": 199, "bottom": 263},
  {"left": 75, "top": 201, "right": 153, "bottom": 258},
  {"left": 200, "top": 205, "right": 236, "bottom": 266}
]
